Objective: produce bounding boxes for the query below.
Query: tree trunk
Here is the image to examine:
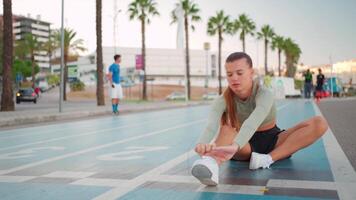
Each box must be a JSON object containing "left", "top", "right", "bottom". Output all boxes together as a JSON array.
[
  {"left": 1, "top": 0, "right": 14, "bottom": 111},
  {"left": 31, "top": 51, "right": 35, "bottom": 88},
  {"left": 96, "top": 0, "right": 105, "bottom": 106},
  {"left": 218, "top": 29, "right": 222, "bottom": 95},
  {"left": 278, "top": 49, "right": 281, "bottom": 76},
  {"left": 184, "top": 15, "right": 191, "bottom": 100},
  {"left": 264, "top": 39, "right": 268, "bottom": 75},
  {"left": 63, "top": 53, "right": 68, "bottom": 101},
  {"left": 242, "top": 32, "right": 245, "bottom": 52},
  {"left": 141, "top": 18, "right": 147, "bottom": 100}
]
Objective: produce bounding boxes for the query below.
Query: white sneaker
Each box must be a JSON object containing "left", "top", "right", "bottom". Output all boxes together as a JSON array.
[
  {"left": 191, "top": 156, "right": 219, "bottom": 186},
  {"left": 249, "top": 152, "right": 274, "bottom": 170}
]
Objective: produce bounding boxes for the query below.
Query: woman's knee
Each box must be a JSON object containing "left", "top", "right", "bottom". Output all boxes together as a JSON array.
[{"left": 312, "top": 116, "right": 328, "bottom": 137}]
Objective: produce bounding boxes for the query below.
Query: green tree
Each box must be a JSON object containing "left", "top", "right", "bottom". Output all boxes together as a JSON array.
[
  {"left": 96, "top": 0, "right": 105, "bottom": 105},
  {"left": 15, "top": 33, "right": 43, "bottom": 88},
  {"left": 232, "top": 14, "right": 255, "bottom": 52},
  {"left": 128, "top": 0, "right": 159, "bottom": 100},
  {"left": 12, "top": 59, "right": 39, "bottom": 80},
  {"left": 271, "top": 35, "right": 285, "bottom": 76},
  {"left": 207, "top": 10, "right": 233, "bottom": 94},
  {"left": 283, "top": 38, "right": 301, "bottom": 77},
  {"left": 42, "top": 33, "right": 56, "bottom": 72},
  {"left": 53, "top": 28, "right": 86, "bottom": 101},
  {"left": 257, "top": 25, "right": 275, "bottom": 75},
  {"left": 171, "top": 0, "right": 201, "bottom": 100},
  {"left": 1, "top": 0, "right": 14, "bottom": 111}
]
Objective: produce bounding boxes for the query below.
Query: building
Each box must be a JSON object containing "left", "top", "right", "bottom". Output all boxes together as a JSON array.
[
  {"left": 51, "top": 46, "right": 235, "bottom": 87},
  {"left": 297, "top": 59, "right": 356, "bottom": 85},
  {"left": 0, "top": 14, "right": 51, "bottom": 71}
]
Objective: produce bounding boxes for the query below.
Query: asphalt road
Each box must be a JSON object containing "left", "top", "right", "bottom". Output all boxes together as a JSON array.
[{"left": 318, "top": 97, "right": 356, "bottom": 171}]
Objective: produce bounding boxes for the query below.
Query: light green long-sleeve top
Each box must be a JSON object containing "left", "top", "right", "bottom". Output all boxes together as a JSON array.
[{"left": 198, "top": 80, "right": 276, "bottom": 148}]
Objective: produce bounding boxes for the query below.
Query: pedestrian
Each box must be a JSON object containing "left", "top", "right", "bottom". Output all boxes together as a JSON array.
[
  {"left": 303, "top": 69, "right": 313, "bottom": 98},
  {"left": 315, "top": 68, "right": 325, "bottom": 103},
  {"left": 107, "top": 54, "right": 123, "bottom": 114}
]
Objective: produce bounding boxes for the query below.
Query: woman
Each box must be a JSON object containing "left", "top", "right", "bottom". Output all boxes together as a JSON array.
[{"left": 191, "top": 52, "right": 328, "bottom": 186}]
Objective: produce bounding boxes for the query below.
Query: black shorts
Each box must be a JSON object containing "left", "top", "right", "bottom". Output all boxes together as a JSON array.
[{"left": 249, "top": 125, "right": 285, "bottom": 154}]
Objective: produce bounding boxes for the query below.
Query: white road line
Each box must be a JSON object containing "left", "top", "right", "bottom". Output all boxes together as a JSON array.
[
  {"left": 71, "top": 178, "right": 131, "bottom": 187},
  {"left": 93, "top": 150, "right": 197, "bottom": 200},
  {"left": 0, "top": 175, "right": 35, "bottom": 183},
  {"left": 0, "top": 111, "right": 183, "bottom": 139},
  {"left": 0, "top": 119, "right": 205, "bottom": 176},
  {"left": 42, "top": 171, "right": 96, "bottom": 179},
  {"left": 276, "top": 102, "right": 292, "bottom": 111},
  {"left": 312, "top": 102, "right": 356, "bottom": 200},
  {"left": 267, "top": 179, "right": 336, "bottom": 190},
  {"left": 0, "top": 114, "right": 184, "bottom": 152}
]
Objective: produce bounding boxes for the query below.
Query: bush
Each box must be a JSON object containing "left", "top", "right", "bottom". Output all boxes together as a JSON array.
[
  {"left": 70, "top": 80, "right": 85, "bottom": 91},
  {"left": 294, "top": 79, "right": 303, "bottom": 90},
  {"left": 345, "top": 87, "right": 356, "bottom": 97},
  {"left": 47, "top": 74, "right": 60, "bottom": 86}
]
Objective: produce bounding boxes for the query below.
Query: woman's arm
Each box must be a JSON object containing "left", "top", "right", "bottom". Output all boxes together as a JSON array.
[{"left": 198, "top": 96, "right": 226, "bottom": 144}]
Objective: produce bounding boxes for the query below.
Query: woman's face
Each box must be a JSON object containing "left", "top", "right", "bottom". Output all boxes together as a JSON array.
[{"left": 225, "top": 58, "right": 254, "bottom": 94}]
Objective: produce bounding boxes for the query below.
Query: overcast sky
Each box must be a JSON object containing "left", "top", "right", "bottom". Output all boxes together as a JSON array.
[{"left": 2, "top": 0, "right": 356, "bottom": 68}]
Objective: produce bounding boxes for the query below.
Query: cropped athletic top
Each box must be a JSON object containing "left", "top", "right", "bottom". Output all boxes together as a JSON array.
[{"left": 198, "top": 80, "right": 276, "bottom": 148}]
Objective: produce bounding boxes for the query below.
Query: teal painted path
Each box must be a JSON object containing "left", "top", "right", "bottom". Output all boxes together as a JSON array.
[{"left": 0, "top": 100, "right": 355, "bottom": 200}]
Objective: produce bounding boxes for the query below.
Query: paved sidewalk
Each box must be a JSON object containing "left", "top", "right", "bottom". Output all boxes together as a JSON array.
[{"left": 0, "top": 100, "right": 209, "bottom": 128}]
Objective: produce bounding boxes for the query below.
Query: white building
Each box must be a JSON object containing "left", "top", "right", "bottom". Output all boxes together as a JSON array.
[
  {"left": 52, "top": 47, "right": 236, "bottom": 87},
  {"left": 13, "top": 14, "right": 51, "bottom": 70}
]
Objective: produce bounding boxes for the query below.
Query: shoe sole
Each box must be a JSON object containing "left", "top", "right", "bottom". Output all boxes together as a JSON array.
[{"left": 191, "top": 164, "right": 218, "bottom": 186}]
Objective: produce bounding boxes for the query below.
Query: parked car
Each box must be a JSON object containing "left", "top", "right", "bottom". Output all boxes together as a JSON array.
[
  {"left": 202, "top": 92, "right": 219, "bottom": 100},
  {"left": 166, "top": 92, "right": 185, "bottom": 100},
  {"left": 16, "top": 88, "right": 38, "bottom": 104}
]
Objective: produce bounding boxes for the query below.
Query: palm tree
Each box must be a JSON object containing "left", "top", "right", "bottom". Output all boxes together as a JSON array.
[
  {"left": 96, "top": 0, "right": 105, "bottom": 106},
  {"left": 283, "top": 38, "right": 301, "bottom": 77},
  {"left": 232, "top": 14, "right": 255, "bottom": 52},
  {"left": 128, "top": 0, "right": 159, "bottom": 100},
  {"left": 53, "top": 28, "right": 86, "bottom": 101},
  {"left": 257, "top": 25, "right": 275, "bottom": 75},
  {"left": 42, "top": 33, "right": 56, "bottom": 73},
  {"left": 271, "top": 35, "right": 285, "bottom": 76},
  {"left": 171, "top": 0, "right": 201, "bottom": 100},
  {"left": 207, "top": 10, "right": 232, "bottom": 94},
  {"left": 1, "top": 0, "right": 14, "bottom": 111},
  {"left": 16, "top": 33, "right": 43, "bottom": 88}
]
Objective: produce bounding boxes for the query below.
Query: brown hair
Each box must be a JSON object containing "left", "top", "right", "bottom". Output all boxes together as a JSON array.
[
  {"left": 221, "top": 52, "right": 253, "bottom": 129},
  {"left": 221, "top": 87, "right": 240, "bottom": 130}
]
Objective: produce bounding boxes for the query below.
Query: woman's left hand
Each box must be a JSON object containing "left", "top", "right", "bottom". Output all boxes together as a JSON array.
[{"left": 204, "top": 143, "right": 239, "bottom": 164}]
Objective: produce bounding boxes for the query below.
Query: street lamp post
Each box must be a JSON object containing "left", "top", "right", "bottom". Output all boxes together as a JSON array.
[
  {"left": 204, "top": 42, "right": 210, "bottom": 92},
  {"left": 112, "top": 0, "right": 121, "bottom": 54},
  {"left": 329, "top": 55, "right": 334, "bottom": 98},
  {"left": 59, "top": 0, "right": 65, "bottom": 113}
]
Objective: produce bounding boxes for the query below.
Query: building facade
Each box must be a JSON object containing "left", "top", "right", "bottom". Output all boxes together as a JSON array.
[{"left": 0, "top": 14, "right": 51, "bottom": 71}]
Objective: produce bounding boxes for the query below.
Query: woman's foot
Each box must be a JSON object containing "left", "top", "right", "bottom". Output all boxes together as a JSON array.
[
  {"left": 191, "top": 156, "right": 219, "bottom": 186},
  {"left": 249, "top": 152, "right": 274, "bottom": 170}
]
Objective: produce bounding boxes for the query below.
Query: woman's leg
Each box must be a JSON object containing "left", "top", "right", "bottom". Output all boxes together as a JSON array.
[
  {"left": 270, "top": 116, "right": 328, "bottom": 161},
  {"left": 210, "top": 123, "right": 252, "bottom": 162}
]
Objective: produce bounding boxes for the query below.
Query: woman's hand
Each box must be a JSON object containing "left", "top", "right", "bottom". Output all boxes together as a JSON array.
[
  {"left": 204, "top": 143, "right": 239, "bottom": 164},
  {"left": 194, "top": 143, "right": 216, "bottom": 156}
]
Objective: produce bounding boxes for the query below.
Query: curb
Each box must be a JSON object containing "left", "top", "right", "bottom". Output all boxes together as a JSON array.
[{"left": 0, "top": 101, "right": 210, "bottom": 128}]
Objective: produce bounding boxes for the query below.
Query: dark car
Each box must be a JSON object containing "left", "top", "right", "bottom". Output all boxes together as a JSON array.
[{"left": 16, "top": 88, "right": 37, "bottom": 104}]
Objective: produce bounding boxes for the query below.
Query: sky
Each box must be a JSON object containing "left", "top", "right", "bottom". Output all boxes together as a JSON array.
[{"left": 1, "top": 0, "right": 356, "bottom": 68}]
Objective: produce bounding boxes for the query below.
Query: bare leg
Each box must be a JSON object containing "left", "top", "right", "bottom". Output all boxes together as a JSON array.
[
  {"left": 213, "top": 123, "right": 252, "bottom": 162},
  {"left": 270, "top": 116, "right": 328, "bottom": 161}
]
